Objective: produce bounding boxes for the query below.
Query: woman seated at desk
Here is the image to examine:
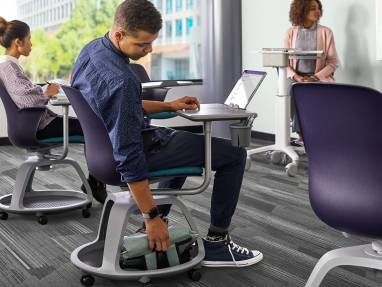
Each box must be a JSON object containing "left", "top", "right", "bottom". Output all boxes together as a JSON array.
[
  {"left": 0, "top": 16, "right": 106, "bottom": 202},
  {"left": 285, "top": 0, "right": 338, "bottom": 146}
]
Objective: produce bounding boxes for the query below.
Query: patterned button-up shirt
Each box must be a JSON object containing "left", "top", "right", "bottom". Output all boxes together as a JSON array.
[{"left": 71, "top": 33, "right": 175, "bottom": 183}]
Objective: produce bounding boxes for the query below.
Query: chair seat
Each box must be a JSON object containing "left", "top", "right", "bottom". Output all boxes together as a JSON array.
[
  {"left": 38, "top": 135, "right": 85, "bottom": 144},
  {"left": 147, "top": 112, "right": 177, "bottom": 119},
  {"left": 149, "top": 167, "right": 203, "bottom": 178}
]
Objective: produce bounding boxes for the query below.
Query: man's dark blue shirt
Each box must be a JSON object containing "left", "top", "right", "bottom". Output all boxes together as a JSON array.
[{"left": 71, "top": 33, "right": 175, "bottom": 183}]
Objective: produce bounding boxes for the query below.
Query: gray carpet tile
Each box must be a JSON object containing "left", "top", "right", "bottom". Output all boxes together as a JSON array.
[{"left": 0, "top": 141, "right": 381, "bottom": 287}]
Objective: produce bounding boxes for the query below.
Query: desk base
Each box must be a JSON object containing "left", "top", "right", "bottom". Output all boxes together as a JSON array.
[{"left": 247, "top": 144, "right": 301, "bottom": 177}]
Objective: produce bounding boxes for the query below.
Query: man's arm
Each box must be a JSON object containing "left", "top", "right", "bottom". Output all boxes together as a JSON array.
[
  {"left": 94, "top": 78, "right": 171, "bottom": 252},
  {"left": 142, "top": 96, "right": 200, "bottom": 114},
  {"left": 128, "top": 179, "right": 170, "bottom": 252}
]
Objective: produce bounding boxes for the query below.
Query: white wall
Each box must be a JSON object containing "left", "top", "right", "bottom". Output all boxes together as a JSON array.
[{"left": 243, "top": 0, "right": 382, "bottom": 134}]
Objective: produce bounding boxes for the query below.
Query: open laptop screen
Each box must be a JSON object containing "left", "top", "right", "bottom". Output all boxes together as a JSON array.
[{"left": 224, "top": 70, "right": 266, "bottom": 109}]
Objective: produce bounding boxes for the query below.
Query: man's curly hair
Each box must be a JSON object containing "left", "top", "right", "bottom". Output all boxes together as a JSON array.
[
  {"left": 289, "top": 0, "right": 323, "bottom": 26},
  {"left": 114, "top": 0, "right": 162, "bottom": 35}
]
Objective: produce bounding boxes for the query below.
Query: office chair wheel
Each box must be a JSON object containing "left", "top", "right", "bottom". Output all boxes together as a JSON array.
[
  {"left": 139, "top": 276, "right": 152, "bottom": 287},
  {"left": 0, "top": 212, "right": 8, "bottom": 220},
  {"left": 245, "top": 158, "right": 251, "bottom": 171},
  {"left": 80, "top": 275, "right": 95, "bottom": 287},
  {"left": 82, "top": 209, "right": 91, "bottom": 218},
  {"left": 37, "top": 215, "right": 48, "bottom": 225},
  {"left": 270, "top": 151, "right": 283, "bottom": 164},
  {"left": 188, "top": 268, "right": 202, "bottom": 281},
  {"left": 286, "top": 163, "right": 298, "bottom": 177}
]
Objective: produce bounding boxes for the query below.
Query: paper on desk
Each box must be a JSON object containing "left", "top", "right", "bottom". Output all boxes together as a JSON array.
[{"left": 42, "top": 79, "right": 69, "bottom": 100}]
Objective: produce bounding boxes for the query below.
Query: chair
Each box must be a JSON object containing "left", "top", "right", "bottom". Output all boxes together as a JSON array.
[
  {"left": 292, "top": 82, "right": 382, "bottom": 287},
  {"left": 0, "top": 80, "right": 93, "bottom": 225},
  {"left": 63, "top": 85, "right": 211, "bottom": 286}
]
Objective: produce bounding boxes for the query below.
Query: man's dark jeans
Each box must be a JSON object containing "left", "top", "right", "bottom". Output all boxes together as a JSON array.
[{"left": 146, "top": 131, "right": 247, "bottom": 230}]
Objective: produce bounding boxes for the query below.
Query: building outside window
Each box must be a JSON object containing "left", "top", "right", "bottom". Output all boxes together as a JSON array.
[
  {"left": 175, "top": 19, "right": 182, "bottom": 38},
  {"left": 138, "top": 0, "right": 202, "bottom": 80},
  {"left": 166, "top": 0, "right": 173, "bottom": 14},
  {"left": 166, "top": 21, "right": 173, "bottom": 40},
  {"left": 176, "top": 0, "right": 183, "bottom": 11},
  {"left": 14, "top": 0, "right": 202, "bottom": 81},
  {"left": 186, "top": 17, "right": 193, "bottom": 35},
  {"left": 186, "top": 0, "right": 193, "bottom": 10}
]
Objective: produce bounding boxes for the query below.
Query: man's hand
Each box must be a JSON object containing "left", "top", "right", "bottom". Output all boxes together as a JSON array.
[
  {"left": 45, "top": 84, "right": 60, "bottom": 98},
  {"left": 169, "top": 96, "right": 200, "bottom": 111},
  {"left": 145, "top": 216, "right": 170, "bottom": 251}
]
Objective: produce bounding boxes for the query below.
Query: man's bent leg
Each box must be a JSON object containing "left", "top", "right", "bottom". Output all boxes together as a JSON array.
[{"left": 157, "top": 177, "right": 187, "bottom": 217}]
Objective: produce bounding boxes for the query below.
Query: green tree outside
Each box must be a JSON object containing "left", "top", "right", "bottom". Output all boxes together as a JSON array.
[{"left": 15, "top": 0, "right": 120, "bottom": 82}]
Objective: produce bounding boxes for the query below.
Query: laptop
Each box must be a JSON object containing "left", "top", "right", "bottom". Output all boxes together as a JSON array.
[{"left": 179, "top": 70, "right": 266, "bottom": 118}]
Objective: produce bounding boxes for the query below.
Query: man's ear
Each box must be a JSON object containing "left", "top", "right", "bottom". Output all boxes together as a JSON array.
[{"left": 114, "top": 30, "right": 124, "bottom": 41}]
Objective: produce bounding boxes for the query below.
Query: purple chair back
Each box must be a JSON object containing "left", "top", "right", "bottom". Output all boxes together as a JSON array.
[
  {"left": 292, "top": 83, "right": 382, "bottom": 237},
  {"left": 129, "top": 63, "right": 151, "bottom": 83},
  {"left": 129, "top": 63, "right": 168, "bottom": 102},
  {"left": 0, "top": 80, "right": 45, "bottom": 149},
  {"left": 62, "top": 86, "right": 121, "bottom": 185}
]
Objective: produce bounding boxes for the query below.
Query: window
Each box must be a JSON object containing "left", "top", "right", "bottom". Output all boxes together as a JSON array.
[
  {"left": 166, "top": 21, "right": 172, "bottom": 39},
  {"left": 186, "top": 17, "right": 193, "bottom": 35},
  {"left": 138, "top": 0, "right": 202, "bottom": 80},
  {"left": 166, "top": 0, "right": 173, "bottom": 14},
  {"left": 186, "top": 0, "right": 193, "bottom": 10},
  {"left": 176, "top": 0, "right": 183, "bottom": 11},
  {"left": 175, "top": 19, "right": 182, "bottom": 37}
]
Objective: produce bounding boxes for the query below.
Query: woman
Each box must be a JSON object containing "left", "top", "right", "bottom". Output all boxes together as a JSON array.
[
  {"left": 0, "top": 17, "right": 106, "bottom": 202},
  {"left": 285, "top": 0, "right": 338, "bottom": 146}
]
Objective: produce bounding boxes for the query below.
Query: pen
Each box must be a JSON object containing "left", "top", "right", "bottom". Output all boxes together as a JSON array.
[{"left": 45, "top": 80, "right": 52, "bottom": 85}]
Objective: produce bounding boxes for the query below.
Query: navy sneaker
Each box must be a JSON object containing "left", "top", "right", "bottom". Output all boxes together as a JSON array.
[{"left": 202, "top": 235, "right": 263, "bottom": 267}]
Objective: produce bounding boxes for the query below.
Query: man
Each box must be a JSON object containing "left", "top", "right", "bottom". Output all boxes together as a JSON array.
[{"left": 71, "top": 0, "right": 263, "bottom": 267}]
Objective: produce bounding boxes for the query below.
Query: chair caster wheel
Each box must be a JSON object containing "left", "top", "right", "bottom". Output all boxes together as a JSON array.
[
  {"left": 37, "top": 215, "right": 48, "bottom": 225},
  {"left": 81, "top": 275, "right": 95, "bottom": 287},
  {"left": 188, "top": 269, "right": 202, "bottom": 281},
  {"left": 139, "top": 276, "right": 152, "bottom": 286},
  {"left": 82, "top": 209, "right": 91, "bottom": 218},
  {"left": 271, "top": 151, "right": 283, "bottom": 164},
  {"left": 286, "top": 163, "right": 298, "bottom": 177},
  {"left": 0, "top": 212, "right": 8, "bottom": 220}
]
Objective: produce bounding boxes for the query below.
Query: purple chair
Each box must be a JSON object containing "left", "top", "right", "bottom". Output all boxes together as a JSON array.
[
  {"left": 63, "top": 85, "right": 208, "bottom": 286},
  {"left": 292, "top": 82, "right": 382, "bottom": 286},
  {"left": 0, "top": 80, "right": 93, "bottom": 225}
]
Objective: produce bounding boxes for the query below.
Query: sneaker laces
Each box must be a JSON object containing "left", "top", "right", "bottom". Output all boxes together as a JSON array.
[{"left": 228, "top": 240, "right": 250, "bottom": 255}]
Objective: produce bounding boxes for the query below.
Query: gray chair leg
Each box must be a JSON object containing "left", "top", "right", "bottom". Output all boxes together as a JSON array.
[
  {"left": 8, "top": 156, "right": 92, "bottom": 210},
  {"left": 99, "top": 192, "right": 203, "bottom": 274},
  {"left": 305, "top": 242, "right": 382, "bottom": 287}
]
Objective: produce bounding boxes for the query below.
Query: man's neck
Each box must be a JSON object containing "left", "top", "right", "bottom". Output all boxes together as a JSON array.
[{"left": 108, "top": 31, "right": 119, "bottom": 50}]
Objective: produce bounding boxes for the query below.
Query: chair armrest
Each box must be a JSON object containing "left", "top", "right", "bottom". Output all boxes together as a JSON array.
[{"left": 147, "top": 112, "right": 177, "bottom": 119}]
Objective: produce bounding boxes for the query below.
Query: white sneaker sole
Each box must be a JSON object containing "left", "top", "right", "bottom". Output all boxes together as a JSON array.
[{"left": 202, "top": 251, "right": 263, "bottom": 268}]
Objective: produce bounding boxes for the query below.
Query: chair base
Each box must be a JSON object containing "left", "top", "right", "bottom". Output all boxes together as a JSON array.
[
  {"left": 0, "top": 191, "right": 90, "bottom": 214},
  {"left": 71, "top": 192, "right": 204, "bottom": 285},
  {"left": 0, "top": 155, "right": 93, "bottom": 223},
  {"left": 305, "top": 243, "right": 382, "bottom": 287}
]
